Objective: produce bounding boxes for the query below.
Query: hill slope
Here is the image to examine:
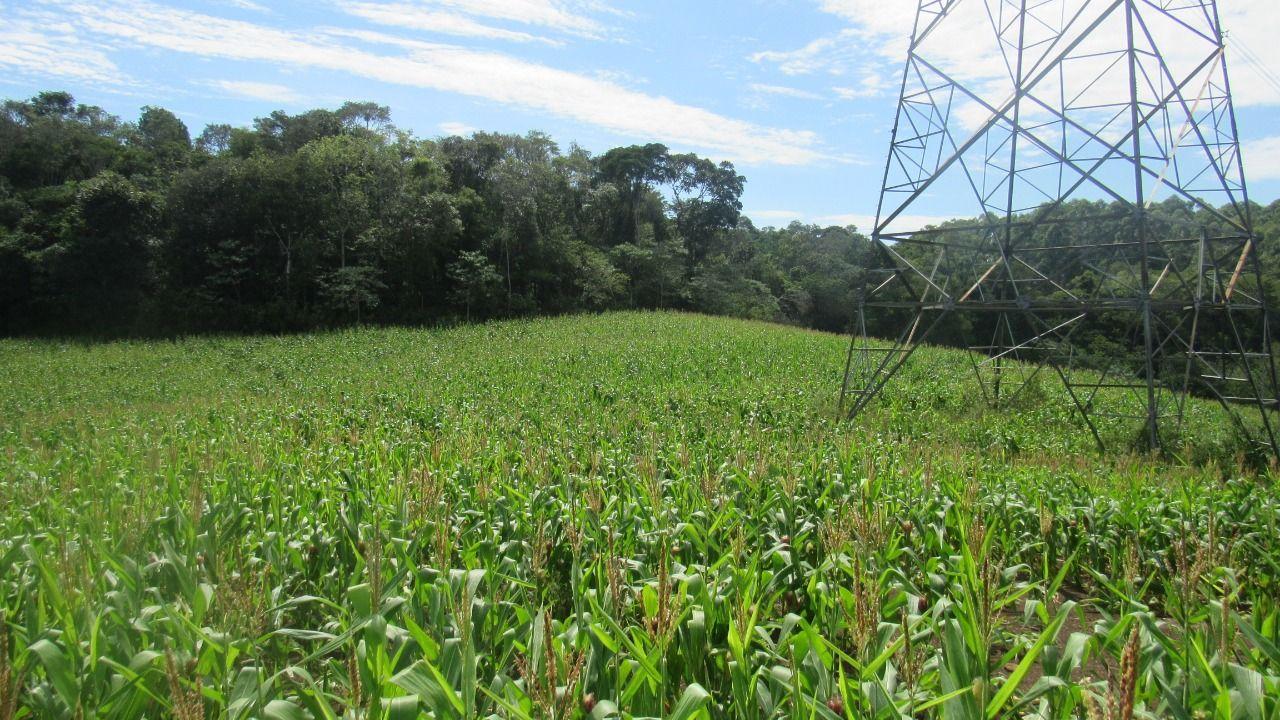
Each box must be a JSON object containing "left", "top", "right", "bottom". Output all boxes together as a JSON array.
[{"left": 1, "top": 312, "right": 1277, "bottom": 716}]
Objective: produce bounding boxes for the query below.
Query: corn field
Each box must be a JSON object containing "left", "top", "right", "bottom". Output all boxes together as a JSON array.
[{"left": 1, "top": 312, "right": 1277, "bottom": 718}]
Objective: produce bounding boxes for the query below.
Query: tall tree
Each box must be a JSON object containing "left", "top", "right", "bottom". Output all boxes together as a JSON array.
[
  {"left": 135, "top": 106, "right": 192, "bottom": 171},
  {"left": 50, "top": 171, "right": 158, "bottom": 330},
  {"left": 595, "top": 144, "right": 671, "bottom": 246},
  {"left": 336, "top": 101, "right": 393, "bottom": 135},
  {"left": 448, "top": 250, "right": 502, "bottom": 321},
  {"left": 667, "top": 153, "right": 745, "bottom": 265}
]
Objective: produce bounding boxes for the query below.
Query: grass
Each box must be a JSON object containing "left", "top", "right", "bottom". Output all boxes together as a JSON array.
[{"left": 0, "top": 311, "right": 1277, "bottom": 718}]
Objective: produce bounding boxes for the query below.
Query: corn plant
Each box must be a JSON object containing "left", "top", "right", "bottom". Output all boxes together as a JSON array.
[{"left": 1, "top": 312, "right": 1277, "bottom": 718}]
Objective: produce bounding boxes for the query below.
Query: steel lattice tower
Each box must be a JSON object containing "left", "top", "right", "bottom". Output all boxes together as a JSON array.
[{"left": 839, "top": 0, "right": 1280, "bottom": 457}]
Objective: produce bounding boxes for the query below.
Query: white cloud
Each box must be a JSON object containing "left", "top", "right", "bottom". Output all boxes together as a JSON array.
[
  {"left": 593, "top": 68, "right": 647, "bottom": 86},
  {"left": 36, "top": 0, "right": 826, "bottom": 166},
  {"left": 1244, "top": 136, "right": 1280, "bottom": 182},
  {"left": 815, "top": 0, "right": 917, "bottom": 57},
  {"left": 747, "top": 1, "right": 914, "bottom": 78},
  {"left": 340, "top": 2, "right": 559, "bottom": 45},
  {"left": 0, "top": 16, "right": 124, "bottom": 85},
  {"left": 438, "top": 120, "right": 478, "bottom": 136},
  {"left": 749, "top": 83, "right": 823, "bottom": 100},
  {"left": 396, "top": 0, "right": 609, "bottom": 39},
  {"left": 220, "top": 0, "right": 269, "bottom": 12},
  {"left": 832, "top": 73, "right": 885, "bottom": 100},
  {"left": 750, "top": 29, "right": 862, "bottom": 76},
  {"left": 210, "top": 79, "right": 303, "bottom": 103},
  {"left": 1220, "top": 3, "right": 1280, "bottom": 107}
]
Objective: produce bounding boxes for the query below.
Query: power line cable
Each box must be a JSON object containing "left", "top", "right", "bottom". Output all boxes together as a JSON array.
[
  {"left": 1231, "top": 39, "right": 1279, "bottom": 89},
  {"left": 1228, "top": 34, "right": 1280, "bottom": 98},
  {"left": 1227, "top": 33, "right": 1276, "bottom": 81}
]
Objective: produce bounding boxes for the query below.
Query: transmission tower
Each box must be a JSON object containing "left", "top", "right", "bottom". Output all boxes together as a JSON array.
[{"left": 839, "top": 0, "right": 1280, "bottom": 458}]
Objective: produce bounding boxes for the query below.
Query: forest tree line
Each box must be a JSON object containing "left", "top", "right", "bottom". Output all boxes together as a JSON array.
[
  {"left": 0, "top": 91, "right": 875, "bottom": 336},
  {"left": 2, "top": 90, "right": 1279, "bottom": 339}
]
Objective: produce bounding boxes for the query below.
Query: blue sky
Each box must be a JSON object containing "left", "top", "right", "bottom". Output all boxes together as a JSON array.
[{"left": 1, "top": 0, "right": 1278, "bottom": 231}]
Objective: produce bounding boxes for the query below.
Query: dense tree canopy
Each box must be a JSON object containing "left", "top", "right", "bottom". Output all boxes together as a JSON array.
[
  {"left": 1, "top": 90, "right": 1277, "bottom": 340},
  {"left": 0, "top": 91, "right": 876, "bottom": 335}
]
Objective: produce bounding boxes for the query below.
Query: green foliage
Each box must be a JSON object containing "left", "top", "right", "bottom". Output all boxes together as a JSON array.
[
  {"left": 0, "top": 90, "right": 878, "bottom": 337},
  {"left": 318, "top": 265, "right": 385, "bottom": 324},
  {"left": 689, "top": 262, "right": 781, "bottom": 321},
  {"left": 48, "top": 171, "right": 158, "bottom": 330},
  {"left": 1, "top": 312, "right": 1277, "bottom": 718},
  {"left": 135, "top": 106, "right": 192, "bottom": 170},
  {"left": 573, "top": 244, "right": 628, "bottom": 309},
  {"left": 447, "top": 250, "right": 503, "bottom": 320}
]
